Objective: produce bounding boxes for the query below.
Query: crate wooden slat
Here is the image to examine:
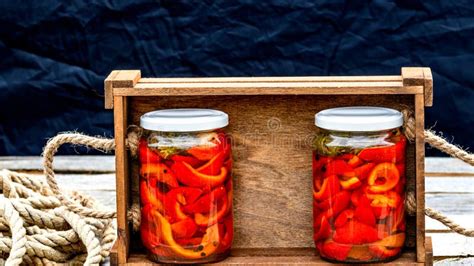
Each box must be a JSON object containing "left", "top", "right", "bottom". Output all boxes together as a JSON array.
[{"left": 104, "top": 67, "right": 434, "bottom": 265}]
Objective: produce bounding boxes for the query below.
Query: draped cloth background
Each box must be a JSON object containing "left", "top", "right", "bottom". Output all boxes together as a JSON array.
[{"left": 0, "top": 0, "right": 473, "bottom": 155}]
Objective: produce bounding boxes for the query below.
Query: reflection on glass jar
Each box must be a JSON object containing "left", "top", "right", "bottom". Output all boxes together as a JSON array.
[
  {"left": 139, "top": 109, "right": 233, "bottom": 264},
  {"left": 313, "top": 107, "right": 406, "bottom": 263}
]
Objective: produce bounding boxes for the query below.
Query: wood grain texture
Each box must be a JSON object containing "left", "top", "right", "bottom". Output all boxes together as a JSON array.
[
  {"left": 105, "top": 70, "right": 141, "bottom": 109},
  {"left": 124, "top": 248, "right": 420, "bottom": 265},
  {"left": 126, "top": 94, "right": 416, "bottom": 249},
  {"left": 415, "top": 93, "right": 426, "bottom": 262},
  {"left": 425, "top": 237, "right": 433, "bottom": 266},
  {"left": 402, "top": 67, "right": 432, "bottom": 107},
  {"left": 139, "top": 75, "right": 403, "bottom": 83},
  {"left": 114, "top": 96, "right": 130, "bottom": 264},
  {"left": 114, "top": 83, "right": 424, "bottom": 96}
]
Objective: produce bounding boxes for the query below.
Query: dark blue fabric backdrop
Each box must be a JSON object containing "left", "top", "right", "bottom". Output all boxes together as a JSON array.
[{"left": 0, "top": 0, "right": 473, "bottom": 156}]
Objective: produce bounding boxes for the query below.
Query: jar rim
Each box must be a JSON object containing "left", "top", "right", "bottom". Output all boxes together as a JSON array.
[
  {"left": 315, "top": 106, "right": 403, "bottom": 132},
  {"left": 140, "top": 108, "right": 229, "bottom": 132}
]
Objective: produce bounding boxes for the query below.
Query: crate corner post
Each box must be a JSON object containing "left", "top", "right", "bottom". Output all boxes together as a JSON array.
[{"left": 106, "top": 70, "right": 141, "bottom": 265}]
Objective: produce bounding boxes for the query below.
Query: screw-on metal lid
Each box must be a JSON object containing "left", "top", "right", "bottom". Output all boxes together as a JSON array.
[
  {"left": 140, "top": 108, "right": 229, "bottom": 132},
  {"left": 315, "top": 106, "right": 403, "bottom": 132}
]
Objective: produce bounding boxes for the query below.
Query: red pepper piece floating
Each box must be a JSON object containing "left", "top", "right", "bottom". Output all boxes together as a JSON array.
[
  {"left": 387, "top": 203, "right": 405, "bottom": 233},
  {"left": 175, "top": 237, "right": 203, "bottom": 247},
  {"left": 347, "top": 155, "right": 363, "bottom": 167},
  {"left": 313, "top": 175, "right": 340, "bottom": 201},
  {"left": 358, "top": 145, "right": 397, "bottom": 163},
  {"left": 353, "top": 163, "right": 375, "bottom": 181},
  {"left": 171, "top": 154, "right": 204, "bottom": 168},
  {"left": 183, "top": 186, "right": 227, "bottom": 214},
  {"left": 216, "top": 215, "right": 233, "bottom": 253},
  {"left": 368, "top": 245, "right": 400, "bottom": 259},
  {"left": 138, "top": 139, "right": 162, "bottom": 164},
  {"left": 172, "top": 161, "right": 228, "bottom": 188},
  {"left": 320, "top": 240, "right": 352, "bottom": 261},
  {"left": 139, "top": 179, "right": 164, "bottom": 212},
  {"left": 334, "top": 209, "right": 354, "bottom": 228},
  {"left": 197, "top": 152, "right": 226, "bottom": 175},
  {"left": 163, "top": 188, "right": 190, "bottom": 223},
  {"left": 354, "top": 196, "right": 376, "bottom": 227},
  {"left": 313, "top": 216, "right": 331, "bottom": 242},
  {"left": 367, "top": 163, "right": 400, "bottom": 193},
  {"left": 140, "top": 162, "right": 179, "bottom": 188},
  {"left": 323, "top": 160, "right": 354, "bottom": 178},
  {"left": 195, "top": 194, "right": 229, "bottom": 226},
  {"left": 340, "top": 176, "right": 362, "bottom": 190},
  {"left": 171, "top": 218, "right": 198, "bottom": 239},
  {"left": 395, "top": 136, "right": 407, "bottom": 162},
  {"left": 368, "top": 191, "right": 401, "bottom": 208},
  {"left": 333, "top": 220, "right": 380, "bottom": 244},
  {"left": 140, "top": 204, "right": 161, "bottom": 250},
  {"left": 316, "top": 191, "right": 351, "bottom": 219},
  {"left": 313, "top": 154, "right": 332, "bottom": 178}
]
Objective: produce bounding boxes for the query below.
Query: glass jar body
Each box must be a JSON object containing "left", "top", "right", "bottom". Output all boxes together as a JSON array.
[
  {"left": 313, "top": 127, "right": 406, "bottom": 263},
  {"left": 138, "top": 128, "right": 233, "bottom": 264}
]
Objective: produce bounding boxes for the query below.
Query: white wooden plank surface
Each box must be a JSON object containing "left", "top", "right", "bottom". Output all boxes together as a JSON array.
[{"left": 1, "top": 156, "right": 472, "bottom": 263}]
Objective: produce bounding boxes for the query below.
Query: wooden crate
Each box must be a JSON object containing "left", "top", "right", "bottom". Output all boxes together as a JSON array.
[{"left": 105, "top": 67, "right": 434, "bottom": 265}]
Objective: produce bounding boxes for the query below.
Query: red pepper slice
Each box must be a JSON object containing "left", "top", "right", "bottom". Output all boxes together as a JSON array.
[
  {"left": 313, "top": 175, "right": 340, "bottom": 201},
  {"left": 140, "top": 204, "right": 161, "bottom": 250},
  {"left": 175, "top": 237, "right": 203, "bottom": 247},
  {"left": 171, "top": 218, "right": 198, "bottom": 239},
  {"left": 321, "top": 240, "right": 352, "bottom": 261},
  {"left": 353, "top": 163, "right": 375, "bottom": 181},
  {"left": 183, "top": 186, "right": 227, "bottom": 214},
  {"left": 138, "top": 139, "right": 162, "bottom": 164},
  {"left": 197, "top": 152, "right": 226, "bottom": 175},
  {"left": 367, "top": 163, "right": 400, "bottom": 193},
  {"left": 340, "top": 176, "right": 362, "bottom": 190},
  {"left": 316, "top": 191, "right": 351, "bottom": 219},
  {"left": 334, "top": 209, "right": 354, "bottom": 228},
  {"left": 313, "top": 215, "right": 331, "bottom": 242},
  {"left": 140, "top": 162, "right": 179, "bottom": 188},
  {"left": 333, "top": 220, "right": 380, "bottom": 244},
  {"left": 323, "top": 160, "right": 354, "bottom": 177},
  {"left": 347, "top": 155, "right": 363, "bottom": 167},
  {"left": 387, "top": 203, "right": 405, "bottom": 233},
  {"left": 358, "top": 145, "right": 396, "bottom": 163},
  {"left": 172, "top": 161, "right": 228, "bottom": 188},
  {"left": 163, "top": 188, "right": 190, "bottom": 223},
  {"left": 216, "top": 215, "right": 233, "bottom": 252},
  {"left": 354, "top": 196, "right": 376, "bottom": 227},
  {"left": 313, "top": 154, "right": 331, "bottom": 178},
  {"left": 367, "top": 191, "right": 401, "bottom": 208},
  {"left": 194, "top": 194, "right": 229, "bottom": 226},
  {"left": 170, "top": 154, "right": 204, "bottom": 168},
  {"left": 139, "top": 179, "right": 164, "bottom": 212}
]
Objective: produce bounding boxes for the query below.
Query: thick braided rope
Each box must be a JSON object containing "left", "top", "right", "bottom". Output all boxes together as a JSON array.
[
  {"left": 0, "top": 199, "right": 27, "bottom": 266},
  {"left": 425, "top": 130, "right": 474, "bottom": 166},
  {"left": 43, "top": 133, "right": 116, "bottom": 219}
]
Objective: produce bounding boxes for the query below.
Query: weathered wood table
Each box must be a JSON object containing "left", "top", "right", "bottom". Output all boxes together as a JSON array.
[{"left": 1, "top": 156, "right": 472, "bottom": 265}]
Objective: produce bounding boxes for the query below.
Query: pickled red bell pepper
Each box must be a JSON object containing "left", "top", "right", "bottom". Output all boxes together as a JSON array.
[
  {"left": 172, "top": 161, "right": 228, "bottom": 188},
  {"left": 216, "top": 216, "right": 233, "bottom": 253},
  {"left": 367, "top": 163, "right": 400, "bottom": 193},
  {"left": 334, "top": 209, "right": 354, "bottom": 228},
  {"left": 317, "top": 191, "right": 351, "bottom": 220},
  {"left": 164, "top": 188, "right": 190, "bottom": 223},
  {"left": 354, "top": 196, "right": 376, "bottom": 227},
  {"left": 367, "top": 191, "right": 401, "bottom": 208},
  {"left": 340, "top": 176, "right": 362, "bottom": 190},
  {"left": 140, "top": 162, "right": 179, "bottom": 188},
  {"left": 195, "top": 195, "right": 229, "bottom": 226},
  {"left": 197, "top": 152, "right": 226, "bottom": 175},
  {"left": 374, "top": 233, "right": 405, "bottom": 248},
  {"left": 353, "top": 163, "right": 375, "bottom": 181},
  {"left": 333, "top": 220, "right": 380, "bottom": 244},
  {"left": 313, "top": 175, "right": 340, "bottom": 201},
  {"left": 171, "top": 218, "right": 198, "bottom": 239},
  {"left": 358, "top": 137, "right": 406, "bottom": 163},
  {"left": 151, "top": 209, "right": 220, "bottom": 259},
  {"left": 141, "top": 204, "right": 161, "bottom": 250},
  {"left": 171, "top": 154, "right": 204, "bottom": 168},
  {"left": 140, "top": 179, "right": 164, "bottom": 212},
  {"left": 323, "top": 160, "right": 354, "bottom": 177},
  {"left": 139, "top": 139, "right": 161, "bottom": 164},
  {"left": 183, "top": 186, "right": 226, "bottom": 214},
  {"left": 321, "top": 240, "right": 352, "bottom": 261},
  {"left": 347, "top": 155, "right": 363, "bottom": 167}
]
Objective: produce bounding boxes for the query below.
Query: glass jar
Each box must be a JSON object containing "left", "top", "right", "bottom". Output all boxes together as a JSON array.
[
  {"left": 312, "top": 107, "right": 406, "bottom": 263},
  {"left": 138, "top": 109, "right": 233, "bottom": 264}
]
